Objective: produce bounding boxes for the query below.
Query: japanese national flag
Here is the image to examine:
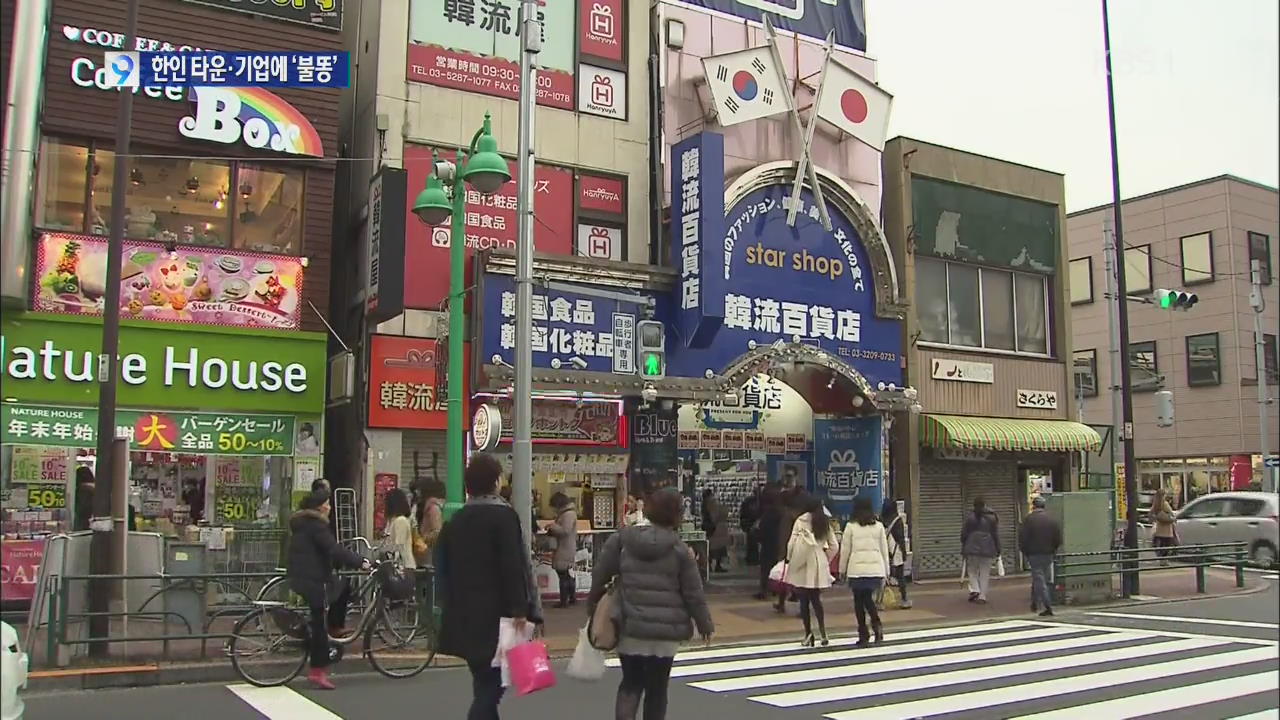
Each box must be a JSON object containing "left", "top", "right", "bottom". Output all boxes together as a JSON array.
[
  {"left": 815, "top": 58, "right": 893, "bottom": 151},
  {"left": 701, "top": 46, "right": 792, "bottom": 127}
]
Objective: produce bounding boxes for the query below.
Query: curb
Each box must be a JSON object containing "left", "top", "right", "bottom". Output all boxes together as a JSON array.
[{"left": 24, "top": 578, "right": 1270, "bottom": 693}]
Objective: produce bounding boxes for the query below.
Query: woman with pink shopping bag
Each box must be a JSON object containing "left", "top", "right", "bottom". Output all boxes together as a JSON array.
[{"left": 587, "top": 488, "right": 714, "bottom": 720}]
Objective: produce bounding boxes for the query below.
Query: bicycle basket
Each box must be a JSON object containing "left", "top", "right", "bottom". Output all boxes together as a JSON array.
[{"left": 377, "top": 561, "right": 417, "bottom": 602}]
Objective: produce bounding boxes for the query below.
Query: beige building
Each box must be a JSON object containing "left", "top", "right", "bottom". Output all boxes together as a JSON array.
[
  {"left": 1068, "top": 176, "right": 1280, "bottom": 503},
  {"left": 882, "top": 138, "right": 1101, "bottom": 579}
]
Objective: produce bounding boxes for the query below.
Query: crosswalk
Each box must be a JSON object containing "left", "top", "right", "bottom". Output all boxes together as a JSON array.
[{"left": 647, "top": 619, "right": 1280, "bottom": 719}]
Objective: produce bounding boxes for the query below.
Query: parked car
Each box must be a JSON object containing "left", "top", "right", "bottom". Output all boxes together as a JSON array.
[
  {"left": 1174, "top": 492, "right": 1279, "bottom": 568},
  {"left": 1, "top": 621, "right": 27, "bottom": 720}
]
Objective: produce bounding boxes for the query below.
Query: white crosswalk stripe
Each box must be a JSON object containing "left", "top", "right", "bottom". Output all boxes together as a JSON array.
[{"left": 658, "top": 620, "right": 1280, "bottom": 719}]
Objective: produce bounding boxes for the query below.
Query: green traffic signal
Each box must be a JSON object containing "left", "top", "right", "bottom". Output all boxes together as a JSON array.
[{"left": 641, "top": 351, "right": 663, "bottom": 377}]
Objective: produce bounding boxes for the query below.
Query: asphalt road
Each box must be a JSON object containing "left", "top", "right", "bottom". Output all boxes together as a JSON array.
[{"left": 22, "top": 577, "right": 1280, "bottom": 720}]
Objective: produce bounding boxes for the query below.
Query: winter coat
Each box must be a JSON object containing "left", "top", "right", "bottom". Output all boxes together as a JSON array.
[
  {"left": 785, "top": 514, "right": 837, "bottom": 589},
  {"left": 384, "top": 514, "right": 417, "bottom": 569},
  {"left": 436, "top": 497, "right": 532, "bottom": 664},
  {"left": 838, "top": 520, "right": 891, "bottom": 579},
  {"left": 1019, "top": 509, "right": 1062, "bottom": 557},
  {"left": 961, "top": 510, "right": 1001, "bottom": 558},
  {"left": 286, "top": 509, "right": 364, "bottom": 608},
  {"left": 739, "top": 494, "right": 761, "bottom": 533},
  {"left": 547, "top": 503, "right": 579, "bottom": 572},
  {"left": 704, "top": 498, "right": 730, "bottom": 552},
  {"left": 883, "top": 514, "right": 907, "bottom": 567},
  {"left": 588, "top": 525, "right": 714, "bottom": 642},
  {"left": 1152, "top": 498, "right": 1177, "bottom": 539},
  {"left": 758, "top": 503, "right": 783, "bottom": 559}
]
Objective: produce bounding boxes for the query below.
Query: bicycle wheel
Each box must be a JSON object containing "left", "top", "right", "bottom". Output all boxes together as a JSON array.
[
  {"left": 228, "top": 604, "right": 309, "bottom": 687},
  {"left": 364, "top": 596, "right": 435, "bottom": 678},
  {"left": 255, "top": 575, "right": 294, "bottom": 606}
]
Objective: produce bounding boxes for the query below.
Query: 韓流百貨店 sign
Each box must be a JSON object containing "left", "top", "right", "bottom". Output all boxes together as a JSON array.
[{"left": 1, "top": 404, "right": 296, "bottom": 456}]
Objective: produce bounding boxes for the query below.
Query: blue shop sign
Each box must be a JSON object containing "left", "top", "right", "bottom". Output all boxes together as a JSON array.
[
  {"left": 666, "top": 182, "right": 904, "bottom": 389},
  {"left": 673, "top": 0, "right": 867, "bottom": 52},
  {"left": 813, "top": 416, "right": 882, "bottom": 519},
  {"left": 670, "top": 131, "right": 726, "bottom": 348}
]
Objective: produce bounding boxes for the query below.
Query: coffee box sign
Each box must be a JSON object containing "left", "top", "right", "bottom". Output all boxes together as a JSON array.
[{"left": 180, "top": 87, "right": 324, "bottom": 157}]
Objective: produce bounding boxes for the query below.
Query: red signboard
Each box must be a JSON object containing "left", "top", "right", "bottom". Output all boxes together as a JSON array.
[
  {"left": 490, "top": 397, "right": 626, "bottom": 446},
  {"left": 579, "top": 174, "right": 626, "bottom": 216},
  {"left": 367, "top": 335, "right": 471, "bottom": 430},
  {"left": 402, "top": 145, "right": 574, "bottom": 309},
  {"left": 406, "top": 44, "right": 575, "bottom": 110},
  {"left": 579, "top": 0, "right": 625, "bottom": 63},
  {"left": 0, "top": 538, "right": 45, "bottom": 603}
]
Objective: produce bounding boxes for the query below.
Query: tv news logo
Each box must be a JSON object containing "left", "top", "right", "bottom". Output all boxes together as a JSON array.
[{"left": 104, "top": 51, "right": 140, "bottom": 87}]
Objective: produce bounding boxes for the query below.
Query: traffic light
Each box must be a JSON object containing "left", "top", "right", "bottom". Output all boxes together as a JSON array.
[
  {"left": 637, "top": 320, "right": 665, "bottom": 379},
  {"left": 1154, "top": 390, "right": 1174, "bottom": 428},
  {"left": 1154, "top": 288, "right": 1198, "bottom": 310}
]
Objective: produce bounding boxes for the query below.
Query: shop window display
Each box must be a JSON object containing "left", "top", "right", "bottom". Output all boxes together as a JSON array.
[
  {"left": 34, "top": 138, "right": 90, "bottom": 233},
  {"left": 95, "top": 152, "right": 233, "bottom": 248},
  {"left": 233, "top": 165, "right": 304, "bottom": 254}
]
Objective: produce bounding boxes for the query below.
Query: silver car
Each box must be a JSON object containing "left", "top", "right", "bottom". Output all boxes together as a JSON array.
[{"left": 1175, "top": 492, "right": 1280, "bottom": 567}]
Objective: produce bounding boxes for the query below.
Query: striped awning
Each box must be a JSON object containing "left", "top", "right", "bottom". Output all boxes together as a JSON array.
[{"left": 920, "top": 414, "right": 1103, "bottom": 453}]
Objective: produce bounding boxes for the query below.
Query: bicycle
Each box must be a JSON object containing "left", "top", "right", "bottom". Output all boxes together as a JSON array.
[{"left": 227, "top": 556, "right": 437, "bottom": 686}]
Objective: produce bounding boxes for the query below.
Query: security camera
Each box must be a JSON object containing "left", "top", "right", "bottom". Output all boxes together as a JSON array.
[
  {"left": 641, "top": 384, "right": 658, "bottom": 403},
  {"left": 569, "top": 356, "right": 588, "bottom": 371},
  {"left": 433, "top": 160, "right": 457, "bottom": 183}
]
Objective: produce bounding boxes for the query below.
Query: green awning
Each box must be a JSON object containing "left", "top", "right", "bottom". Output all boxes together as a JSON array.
[{"left": 920, "top": 414, "right": 1103, "bottom": 453}]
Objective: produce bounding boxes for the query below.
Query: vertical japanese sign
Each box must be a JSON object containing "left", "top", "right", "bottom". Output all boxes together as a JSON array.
[
  {"left": 366, "top": 167, "right": 407, "bottom": 325},
  {"left": 669, "top": 132, "right": 726, "bottom": 348},
  {"left": 578, "top": 0, "right": 624, "bottom": 63},
  {"left": 406, "top": 0, "right": 576, "bottom": 109},
  {"left": 612, "top": 313, "right": 635, "bottom": 374},
  {"left": 813, "top": 416, "right": 882, "bottom": 519},
  {"left": 367, "top": 335, "right": 470, "bottom": 430}
]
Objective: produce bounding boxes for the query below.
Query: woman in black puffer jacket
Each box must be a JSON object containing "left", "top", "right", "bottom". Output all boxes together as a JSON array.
[{"left": 589, "top": 488, "right": 714, "bottom": 720}]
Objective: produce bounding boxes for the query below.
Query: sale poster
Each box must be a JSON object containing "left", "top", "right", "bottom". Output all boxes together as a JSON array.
[
  {"left": 212, "top": 458, "right": 265, "bottom": 524},
  {"left": 0, "top": 539, "right": 46, "bottom": 602}
]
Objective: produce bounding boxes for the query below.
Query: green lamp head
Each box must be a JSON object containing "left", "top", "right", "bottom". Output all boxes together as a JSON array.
[
  {"left": 462, "top": 113, "right": 511, "bottom": 196},
  {"left": 413, "top": 152, "right": 452, "bottom": 226}
]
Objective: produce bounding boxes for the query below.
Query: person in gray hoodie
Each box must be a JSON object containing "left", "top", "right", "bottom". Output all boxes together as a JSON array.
[
  {"left": 589, "top": 487, "right": 714, "bottom": 720},
  {"left": 546, "top": 492, "right": 579, "bottom": 607}
]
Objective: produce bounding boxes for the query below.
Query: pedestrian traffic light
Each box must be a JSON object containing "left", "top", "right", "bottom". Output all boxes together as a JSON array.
[
  {"left": 637, "top": 320, "right": 665, "bottom": 379},
  {"left": 1154, "top": 288, "right": 1198, "bottom": 310},
  {"left": 1154, "top": 390, "right": 1174, "bottom": 428}
]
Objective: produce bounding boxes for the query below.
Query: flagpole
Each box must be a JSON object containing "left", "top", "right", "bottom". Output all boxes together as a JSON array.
[
  {"left": 786, "top": 29, "right": 835, "bottom": 228},
  {"left": 763, "top": 17, "right": 832, "bottom": 232}
]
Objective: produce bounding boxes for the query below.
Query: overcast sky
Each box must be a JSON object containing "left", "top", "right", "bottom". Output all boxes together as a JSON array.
[{"left": 865, "top": 0, "right": 1280, "bottom": 211}]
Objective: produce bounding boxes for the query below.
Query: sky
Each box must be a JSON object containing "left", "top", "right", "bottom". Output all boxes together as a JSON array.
[{"left": 865, "top": 0, "right": 1280, "bottom": 211}]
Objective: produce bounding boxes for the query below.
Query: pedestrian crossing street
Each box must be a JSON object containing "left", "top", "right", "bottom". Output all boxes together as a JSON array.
[{"left": 615, "top": 618, "right": 1280, "bottom": 719}]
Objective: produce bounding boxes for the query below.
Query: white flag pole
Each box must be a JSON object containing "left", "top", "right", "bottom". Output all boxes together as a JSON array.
[
  {"left": 763, "top": 17, "right": 831, "bottom": 231},
  {"left": 786, "top": 29, "right": 835, "bottom": 228}
]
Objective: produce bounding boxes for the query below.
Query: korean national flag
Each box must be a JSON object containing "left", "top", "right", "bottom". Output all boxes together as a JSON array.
[{"left": 701, "top": 46, "right": 792, "bottom": 127}]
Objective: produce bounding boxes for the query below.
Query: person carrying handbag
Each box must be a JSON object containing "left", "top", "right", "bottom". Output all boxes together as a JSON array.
[
  {"left": 880, "top": 500, "right": 912, "bottom": 609},
  {"left": 785, "top": 498, "right": 838, "bottom": 647}
]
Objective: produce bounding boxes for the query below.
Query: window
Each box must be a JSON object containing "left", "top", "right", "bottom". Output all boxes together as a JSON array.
[
  {"left": 1258, "top": 333, "right": 1280, "bottom": 384},
  {"left": 33, "top": 138, "right": 305, "bottom": 254},
  {"left": 1069, "top": 257, "right": 1094, "bottom": 304},
  {"left": 1128, "top": 340, "right": 1161, "bottom": 391},
  {"left": 1124, "top": 244, "right": 1152, "bottom": 294},
  {"left": 1180, "top": 497, "right": 1227, "bottom": 519},
  {"left": 1180, "top": 232, "right": 1213, "bottom": 285},
  {"left": 1249, "top": 232, "right": 1272, "bottom": 286},
  {"left": 1185, "top": 333, "right": 1221, "bottom": 387},
  {"left": 914, "top": 257, "right": 1052, "bottom": 355},
  {"left": 1073, "top": 349, "right": 1098, "bottom": 398},
  {"left": 1223, "top": 498, "right": 1266, "bottom": 517}
]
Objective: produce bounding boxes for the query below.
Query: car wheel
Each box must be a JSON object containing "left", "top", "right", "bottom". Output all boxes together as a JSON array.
[{"left": 1250, "top": 542, "right": 1277, "bottom": 569}]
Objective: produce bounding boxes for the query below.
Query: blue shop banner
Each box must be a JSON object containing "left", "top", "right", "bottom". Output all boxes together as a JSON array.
[
  {"left": 670, "top": 132, "right": 727, "bottom": 348},
  {"left": 673, "top": 0, "right": 867, "bottom": 52},
  {"left": 665, "top": 182, "right": 904, "bottom": 389},
  {"left": 813, "top": 416, "right": 882, "bottom": 519},
  {"left": 478, "top": 274, "right": 664, "bottom": 375}
]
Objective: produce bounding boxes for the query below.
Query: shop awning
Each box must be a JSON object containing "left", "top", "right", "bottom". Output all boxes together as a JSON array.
[{"left": 920, "top": 414, "right": 1103, "bottom": 453}]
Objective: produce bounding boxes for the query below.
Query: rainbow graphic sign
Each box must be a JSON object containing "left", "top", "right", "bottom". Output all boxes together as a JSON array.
[{"left": 179, "top": 87, "right": 323, "bottom": 157}]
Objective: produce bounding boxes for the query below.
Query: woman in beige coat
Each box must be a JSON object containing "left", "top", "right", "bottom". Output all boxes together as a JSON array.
[
  {"left": 1151, "top": 488, "right": 1177, "bottom": 561},
  {"left": 785, "top": 498, "right": 838, "bottom": 647}
]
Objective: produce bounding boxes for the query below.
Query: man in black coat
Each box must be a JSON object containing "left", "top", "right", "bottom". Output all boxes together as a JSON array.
[
  {"left": 739, "top": 485, "right": 762, "bottom": 566},
  {"left": 437, "top": 453, "right": 540, "bottom": 719}
]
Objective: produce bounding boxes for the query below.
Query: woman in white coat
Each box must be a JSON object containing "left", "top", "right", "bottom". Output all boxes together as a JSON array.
[
  {"left": 838, "top": 496, "right": 890, "bottom": 646},
  {"left": 785, "top": 497, "right": 838, "bottom": 647}
]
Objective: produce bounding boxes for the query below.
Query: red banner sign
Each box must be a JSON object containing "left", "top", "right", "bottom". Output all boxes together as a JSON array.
[
  {"left": 578, "top": 174, "right": 626, "bottom": 216},
  {"left": 367, "top": 335, "right": 471, "bottom": 430},
  {"left": 0, "top": 538, "right": 45, "bottom": 603},
  {"left": 406, "top": 45, "right": 575, "bottom": 110},
  {"left": 579, "top": 0, "right": 625, "bottom": 63},
  {"left": 402, "top": 145, "right": 574, "bottom": 309},
  {"left": 491, "top": 397, "right": 625, "bottom": 446}
]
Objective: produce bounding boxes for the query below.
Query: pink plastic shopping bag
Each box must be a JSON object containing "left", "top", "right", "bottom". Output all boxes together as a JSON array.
[{"left": 507, "top": 640, "right": 557, "bottom": 696}]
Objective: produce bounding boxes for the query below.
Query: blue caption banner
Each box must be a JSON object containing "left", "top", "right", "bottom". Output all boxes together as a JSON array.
[{"left": 105, "top": 51, "right": 350, "bottom": 88}]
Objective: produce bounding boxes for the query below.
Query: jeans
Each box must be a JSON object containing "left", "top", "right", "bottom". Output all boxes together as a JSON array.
[
  {"left": 616, "top": 654, "right": 675, "bottom": 720},
  {"left": 850, "top": 586, "right": 881, "bottom": 640},
  {"left": 307, "top": 580, "right": 351, "bottom": 668},
  {"left": 1027, "top": 554, "right": 1053, "bottom": 610},
  {"left": 965, "top": 555, "right": 993, "bottom": 599},
  {"left": 467, "top": 660, "right": 505, "bottom": 720},
  {"left": 556, "top": 568, "right": 576, "bottom": 606},
  {"left": 890, "top": 564, "right": 910, "bottom": 602}
]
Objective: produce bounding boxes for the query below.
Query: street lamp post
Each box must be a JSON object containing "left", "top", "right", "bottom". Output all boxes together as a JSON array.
[{"left": 412, "top": 114, "right": 510, "bottom": 513}]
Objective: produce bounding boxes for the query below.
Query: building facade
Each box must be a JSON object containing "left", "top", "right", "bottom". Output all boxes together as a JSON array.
[
  {"left": 1068, "top": 176, "right": 1280, "bottom": 503},
  {"left": 882, "top": 138, "right": 1100, "bottom": 579},
  {"left": 0, "top": 0, "right": 341, "bottom": 601}
]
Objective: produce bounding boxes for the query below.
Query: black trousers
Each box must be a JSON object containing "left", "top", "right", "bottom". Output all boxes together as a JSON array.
[
  {"left": 758, "top": 547, "right": 779, "bottom": 596},
  {"left": 556, "top": 568, "right": 577, "bottom": 605},
  {"left": 851, "top": 587, "right": 881, "bottom": 641},
  {"left": 796, "top": 587, "right": 826, "bottom": 637},
  {"left": 467, "top": 659, "right": 505, "bottom": 720},
  {"left": 616, "top": 654, "right": 675, "bottom": 720},
  {"left": 307, "top": 580, "right": 351, "bottom": 668},
  {"left": 744, "top": 529, "right": 759, "bottom": 565}
]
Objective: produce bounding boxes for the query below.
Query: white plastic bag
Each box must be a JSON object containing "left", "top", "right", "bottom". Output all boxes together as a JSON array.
[
  {"left": 959, "top": 557, "right": 968, "bottom": 585},
  {"left": 492, "top": 617, "right": 536, "bottom": 687},
  {"left": 566, "top": 627, "right": 606, "bottom": 681},
  {"left": 995, "top": 556, "right": 1006, "bottom": 577}
]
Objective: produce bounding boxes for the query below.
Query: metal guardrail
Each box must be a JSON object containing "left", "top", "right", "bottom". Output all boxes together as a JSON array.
[{"left": 1052, "top": 541, "right": 1250, "bottom": 604}]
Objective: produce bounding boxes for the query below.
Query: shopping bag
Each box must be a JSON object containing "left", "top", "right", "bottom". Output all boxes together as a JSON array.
[
  {"left": 767, "top": 561, "right": 791, "bottom": 594},
  {"left": 566, "top": 627, "right": 606, "bottom": 681},
  {"left": 508, "top": 640, "right": 558, "bottom": 696},
  {"left": 492, "top": 617, "right": 535, "bottom": 686},
  {"left": 995, "top": 556, "right": 1006, "bottom": 577},
  {"left": 959, "top": 557, "right": 968, "bottom": 585}
]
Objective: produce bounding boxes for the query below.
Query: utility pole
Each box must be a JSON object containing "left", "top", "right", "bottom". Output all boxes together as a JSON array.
[
  {"left": 512, "top": 0, "right": 541, "bottom": 546},
  {"left": 1101, "top": 0, "right": 1140, "bottom": 596},
  {"left": 1250, "top": 259, "right": 1274, "bottom": 492}
]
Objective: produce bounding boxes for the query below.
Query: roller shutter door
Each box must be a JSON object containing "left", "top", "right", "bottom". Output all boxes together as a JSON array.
[
  {"left": 915, "top": 461, "right": 964, "bottom": 578},
  {"left": 962, "top": 462, "right": 1020, "bottom": 574},
  {"left": 401, "top": 430, "right": 448, "bottom": 488}
]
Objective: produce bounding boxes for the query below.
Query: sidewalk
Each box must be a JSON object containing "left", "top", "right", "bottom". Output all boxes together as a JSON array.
[{"left": 21, "top": 565, "right": 1262, "bottom": 690}]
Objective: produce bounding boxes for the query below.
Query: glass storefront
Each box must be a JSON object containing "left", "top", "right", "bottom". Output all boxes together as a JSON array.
[{"left": 1136, "top": 455, "right": 1255, "bottom": 509}]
